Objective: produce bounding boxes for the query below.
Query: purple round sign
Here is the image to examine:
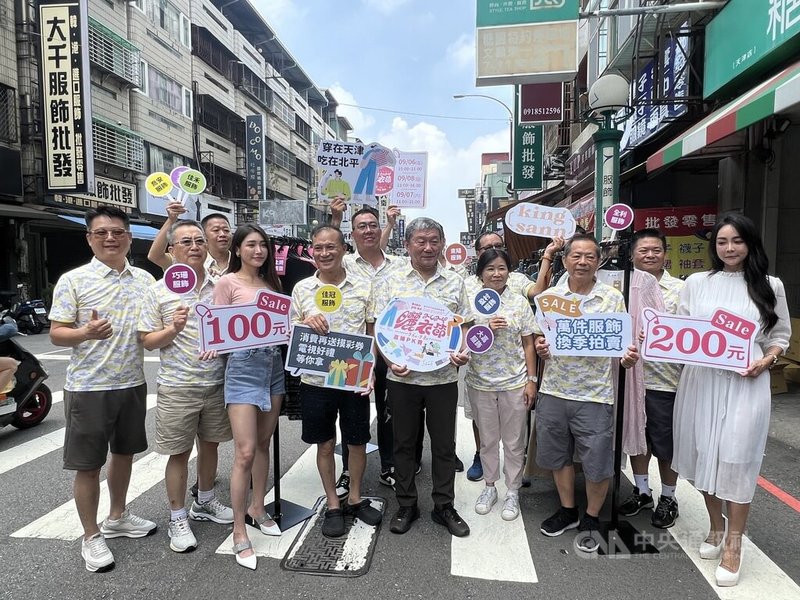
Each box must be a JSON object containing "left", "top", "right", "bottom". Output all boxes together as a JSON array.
[
  {"left": 170, "top": 165, "right": 190, "bottom": 187},
  {"left": 164, "top": 263, "right": 197, "bottom": 295},
  {"left": 604, "top": 203, "right": 634, "bottom": 231},
  {"left": 465, "top": 325, "right": 494, "bottom": 354}
]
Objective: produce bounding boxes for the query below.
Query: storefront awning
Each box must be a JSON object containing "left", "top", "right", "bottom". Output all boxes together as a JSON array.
[
  {"left": 58, "top": 215, "right": 160, "bottom": 241},
  {"left": 0, "top": 203, "right": 58, "bottom": 220},
  {"left": 647, "top": 59, "right": 800, "bottom": 173}
]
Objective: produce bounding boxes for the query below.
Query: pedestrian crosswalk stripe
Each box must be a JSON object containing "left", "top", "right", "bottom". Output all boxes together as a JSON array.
[
  {"left": 0, "top": 395, "right": 155, "bottom": 477},
  {"left": 452, "top": 407, "right": 537, "bottom": 583},
  {"left": 622, "top": 465, "right": 800, "bottom": 598}
]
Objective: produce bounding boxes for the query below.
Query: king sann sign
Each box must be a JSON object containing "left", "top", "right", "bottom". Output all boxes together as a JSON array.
[{"left": 39, "top": 0, "right": 94, "bottom": 193}]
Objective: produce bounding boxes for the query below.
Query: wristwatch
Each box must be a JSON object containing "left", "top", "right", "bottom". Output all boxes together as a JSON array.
[
  {"left": 527, "top": 375, "right": 538, "bottom": 383},
  {"left": 767, "top": 354, "right": 779, "bottom": 369}
]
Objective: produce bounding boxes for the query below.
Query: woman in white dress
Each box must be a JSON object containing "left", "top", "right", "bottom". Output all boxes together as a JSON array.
[{"left": 672, "top": 213, "right": 790, "bottom": 587}]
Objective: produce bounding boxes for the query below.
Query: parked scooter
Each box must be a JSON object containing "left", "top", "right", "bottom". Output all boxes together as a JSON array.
[
  {"left": 0, "top": 284, "right": 49, "bottom": 335},
  {"left": 0, "top": 329, "right": 52, "bottom": 430}
]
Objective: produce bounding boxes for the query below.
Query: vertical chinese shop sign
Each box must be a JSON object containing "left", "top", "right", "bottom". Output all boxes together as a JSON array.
[{"left": 39, "top": 0, "right": 94, "bottom": 193}]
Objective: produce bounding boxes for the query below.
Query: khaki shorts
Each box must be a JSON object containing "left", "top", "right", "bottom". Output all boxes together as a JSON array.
[
  {"left": 63, "top": 384, "right": 148, "bottom": 471},
  {"left": 155, "top": 383, "right": 231, "bottom": 455}
]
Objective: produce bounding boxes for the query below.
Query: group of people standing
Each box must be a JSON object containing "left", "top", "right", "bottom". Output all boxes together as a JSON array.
[{"left": 49, "top": 198, "right": 789, "bottom": 587}]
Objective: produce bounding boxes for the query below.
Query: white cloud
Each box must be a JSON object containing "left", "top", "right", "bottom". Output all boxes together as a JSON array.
[
  {"left": 327, "top": 83, "right": 376, "bottom": 137},
  {"left": 445, "top": 33, "right": 474, "bottom": 71},
  {"left": 376, "top": 117, "right": 508, "bottom": 244},
  {"left": 362, "top": 0, "right": 413, "bottom": 15},
  {"left": 252, "top": 0, "right": 308, "bottom": 29}
]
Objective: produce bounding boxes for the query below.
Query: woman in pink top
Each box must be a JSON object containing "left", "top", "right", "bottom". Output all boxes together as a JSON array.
[{"left": 213, "top": 224, "right": 284, "bottom": 570}]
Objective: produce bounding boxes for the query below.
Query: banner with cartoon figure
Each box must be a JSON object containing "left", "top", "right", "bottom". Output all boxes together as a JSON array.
[
  {"left": 375, "top": 297, "right": 464, "bottom": 372},
  {"left": 285, "top": 324, "right": 375, "bottom": 392},
  {"left": 316, "top": 140, "right": 396, "bottom": 206},
  {"left": 534, "top": 292, "right": 632, "bottom": 357}
]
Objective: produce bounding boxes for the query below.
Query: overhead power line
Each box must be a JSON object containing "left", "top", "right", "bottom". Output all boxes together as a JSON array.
[{"left": 336, "top": 102, "right": 508, "bottom": 122}]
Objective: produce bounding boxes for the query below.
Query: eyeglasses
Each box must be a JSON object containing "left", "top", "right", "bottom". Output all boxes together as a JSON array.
[
  {"left": 173, "top": 238, "right": 207, "bottom": 248},
  {"left": 479, "top": 244, "right": 505, "bottom": 252},
  {"left": 88, "top": 228, "right": 129, "bottom": 239},
  {"left": 355, "top": 222, "right": 380, "bottom": 231}
]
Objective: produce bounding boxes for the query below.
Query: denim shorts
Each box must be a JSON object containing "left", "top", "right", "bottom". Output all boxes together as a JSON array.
[{"left": 224, "top": 346, "right": 285, "bottom": 412}]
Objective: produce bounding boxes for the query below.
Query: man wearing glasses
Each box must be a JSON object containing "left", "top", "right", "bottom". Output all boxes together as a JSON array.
[
  {"left": 50, "top": 206, "right": 157, "bottom": 573},
  {"left": 138, "top": 220, "right": 234, "bottom": 553}
]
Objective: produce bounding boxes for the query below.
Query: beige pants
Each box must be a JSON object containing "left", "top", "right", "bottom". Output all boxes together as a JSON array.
[{"left": 468, "top": 385, "right": 528, "bottom": 492}]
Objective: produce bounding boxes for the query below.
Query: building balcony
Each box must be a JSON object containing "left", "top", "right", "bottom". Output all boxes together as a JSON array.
[
  {"left": 92, "top": 116, "right": 145, "bottom": 172},
  {"left": 88, "top": 17, "right": 141, "bottom": 87}
]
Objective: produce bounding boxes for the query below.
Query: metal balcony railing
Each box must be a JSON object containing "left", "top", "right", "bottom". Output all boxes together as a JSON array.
[
  {"left": 92, "top": 116, "right": 145, "bottom": 172},
  {"left": 88, "top": 17, "right": 141, "bottom": 86}
]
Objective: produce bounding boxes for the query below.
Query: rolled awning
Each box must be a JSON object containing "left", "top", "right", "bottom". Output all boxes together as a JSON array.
[{"left": 647, "top": 59, "right": 800, "bottom": 173}]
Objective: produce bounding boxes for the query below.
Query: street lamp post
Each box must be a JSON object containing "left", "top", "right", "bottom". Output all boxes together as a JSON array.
[
  {"left": 453, "top": 94, "right": 515, "bottom": 231},
  {"left": 584, "top": 74, "right": 631, "bottom": 241}
]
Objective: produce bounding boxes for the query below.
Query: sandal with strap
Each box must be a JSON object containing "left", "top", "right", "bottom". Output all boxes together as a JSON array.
[
  {"left": 233, "top": 539, "right": 257, "bottom": 570},
  {"left": 245, "top": 512, "right": 281, "bottom": 536}
]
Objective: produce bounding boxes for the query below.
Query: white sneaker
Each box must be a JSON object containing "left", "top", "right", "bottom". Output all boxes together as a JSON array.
[
  {"left": 189, "top": 498, "right": 234, "bottom": 524},
  {"left": 475, "top": 486, "right": 498, "bottom": 515},
  {"left": 501, "top": 493, "right": 520, "bottom": 521},
  {"left": 168, "top": 517, "right": 198, "bottom": 553},
  {"left": 100, "top": 509, "right": 157, "bottom": 539},
  {"left": 81, "top": 533, "right": 115, "bottom": 572}
]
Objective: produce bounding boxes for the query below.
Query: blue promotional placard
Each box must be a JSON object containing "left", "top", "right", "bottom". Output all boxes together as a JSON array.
[{"left": 473, "top": 288, "right": 501, "bottom": 316}]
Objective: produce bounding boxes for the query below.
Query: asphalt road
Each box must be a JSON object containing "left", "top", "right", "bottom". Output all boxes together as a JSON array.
[{"left": 1, "top": 333, "right": 798, "bottom": 600}]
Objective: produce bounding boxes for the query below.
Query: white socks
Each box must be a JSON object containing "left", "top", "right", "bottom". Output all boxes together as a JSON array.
[{"left": 633, "top": 474, "right": 651, "bottom": 495}]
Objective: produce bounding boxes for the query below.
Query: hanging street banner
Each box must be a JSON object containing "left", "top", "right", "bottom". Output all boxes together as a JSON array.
[
  {"left": 390, "top": 151, "right": 428, "bottom": 208},
  {"left": 39, "top": 0, "right": 94, "bottom": 193},
  {"left": 375, "top": 296, "right": 465, "bottom": 372},
  {"left": 642, "top": 308, "right": 759, "bottom": 372},
  {"left": 512, "top": 123, "right": 544, "bottom": 191},
  {"left": 246, "top": 115, "right": 266, "bottom": 201},
  {"left": 534, "top": 292, "right": 632, "bottom": 357},
  {"left": 286, "top": 324, "right": 376, "bottom": 392},
  {"left": 518, "top": 82, "right": 564, "bottom": 124},
  {"left": 195, "top": 290, "right": 292, "bottom": 354},
  {"left": 475, "top": 0, "right": 580, "bottom": 87}
]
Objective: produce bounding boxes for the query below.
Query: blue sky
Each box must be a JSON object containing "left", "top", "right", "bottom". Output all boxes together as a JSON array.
[{"left": 253, "top": 0, "right": 514, "bottom": 243}]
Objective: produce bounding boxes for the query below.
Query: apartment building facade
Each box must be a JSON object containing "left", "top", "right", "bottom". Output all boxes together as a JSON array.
[{"left": 0, "top": 0, "right": 350, "bottom": 296}]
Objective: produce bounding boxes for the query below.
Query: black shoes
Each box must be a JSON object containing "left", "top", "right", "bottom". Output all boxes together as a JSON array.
[
  {"left": 651, "top": 495, "right": 679, "bottom": 529},
  {"left": 343, "top": 499, "right": 383, "bottom": 526},
  {"left": 454, "top": 457, "right": 464, "bottom": 473},
  {"left": 618, "top": 487, "right": 654, "bottom": 517},
  {"left": 390, "top": 505, "right": 420, "bottom": 534},
  {"left": 575, "top": 514, "right": 601, "bottom": 553},
  {"left": 540, "top": 506, "right": 580, "bottom": 537},
  {"left": 431, "top": 503, "right": 470, "bottom": 537},
  {"left": 322, "top": 508, "right": 345, "bottom": 538}
]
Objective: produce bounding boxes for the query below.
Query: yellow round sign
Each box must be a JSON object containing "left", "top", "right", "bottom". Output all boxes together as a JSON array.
[
  {"left": 146, "top": 172, "right": 173, "bottom": 197},
  {"left": 314, "top": 284, "right": 342, "bottom": 313}
]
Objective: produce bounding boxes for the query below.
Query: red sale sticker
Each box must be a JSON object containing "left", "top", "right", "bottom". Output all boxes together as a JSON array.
[
  {"left": 641, "top": 308, "right": 759, "bottom": 372},
  {"left": 195, "top": 290, "right": 292, "bottom": 353}
]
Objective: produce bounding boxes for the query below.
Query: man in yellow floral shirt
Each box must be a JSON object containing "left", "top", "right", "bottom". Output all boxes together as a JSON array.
[
  {"left": 50, "top": 206, "right": 157, "bottom": 573},
  {"left": 533, "top": 233, "right": 639, "bottom": 553}
]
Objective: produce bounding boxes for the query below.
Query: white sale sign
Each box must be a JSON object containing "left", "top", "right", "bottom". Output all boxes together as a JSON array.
[
  {"left": 504, "top": 202, "right": 576, "bottom": 239},
  {"left": 195, "top": 289, "right": 292, "bottom": 354},
  {"left": 642, "top": 308, "right": 759, "bottom": 372}
]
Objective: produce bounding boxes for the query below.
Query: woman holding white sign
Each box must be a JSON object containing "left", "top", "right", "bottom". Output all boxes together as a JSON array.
[
  {"left": 465, "top": 249, "right": 538, "bottom": 521},
  {"left": 213, "top": 224, "right": 285, "bottom": 570},
  {"left": 672, "top": 213, "right": 790, "bottom": 587}
]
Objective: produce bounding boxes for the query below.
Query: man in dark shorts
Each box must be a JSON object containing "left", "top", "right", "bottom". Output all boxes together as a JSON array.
[
  {"left": 289, "top": 225, "right": 382, "bottom": 537},
  {"left": 532, "top": 234, "right": 640, "bottom": 553},
  {"left": 619, "top": 228, "right": 684, "bottom": 528},
  {"left": 50, "top": 206, "right": 157, "bottom": 572}
]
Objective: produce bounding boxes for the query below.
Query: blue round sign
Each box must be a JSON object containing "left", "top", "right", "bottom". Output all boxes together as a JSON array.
[{"left": 473, "top": 288, "right": 501, "bottom": 316}]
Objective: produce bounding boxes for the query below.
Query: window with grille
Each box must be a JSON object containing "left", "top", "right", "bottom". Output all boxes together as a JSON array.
[{"left": 0, "top": 85, "right": 18, "bottom": 143}]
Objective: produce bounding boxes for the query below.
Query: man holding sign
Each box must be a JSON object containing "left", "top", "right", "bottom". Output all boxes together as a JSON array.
[
  {"left": 49, "top": 206, "right": 157, "bottom": 572},
  {"left": 533, "top": 233, "right": 639, "bottom": 553},
  {"left": 290, "top": 224, "right": 382, "bottom": 538},
  {"left": 369, "top": 217, "right": 474, "bottom": 538},
  {"left": 138, "top": 220, "right": 233, "bottom": 554}
]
